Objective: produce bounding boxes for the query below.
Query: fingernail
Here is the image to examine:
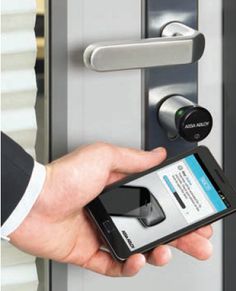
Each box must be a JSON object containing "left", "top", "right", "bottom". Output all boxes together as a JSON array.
[
  {"left": 165, "top": 246, "right": 172, "bottom": 261},
  {"left": 139, "top": 254, "right": 146, "bottom": 265},
  {"left": 152, "top": 147, "right": 166, "bottom": 153}
]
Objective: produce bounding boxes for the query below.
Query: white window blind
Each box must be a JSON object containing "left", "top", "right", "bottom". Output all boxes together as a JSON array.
[
  {"left": 1, "top": 0, "right": 37, "bottom": 156},
  {"left": 1, "top": 0, "right": 39, "bottom": 290}
]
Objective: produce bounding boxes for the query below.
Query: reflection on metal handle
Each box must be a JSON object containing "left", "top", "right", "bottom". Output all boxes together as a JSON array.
[{"left": 83, "top": 22, "right": 205, "bottom": 72}]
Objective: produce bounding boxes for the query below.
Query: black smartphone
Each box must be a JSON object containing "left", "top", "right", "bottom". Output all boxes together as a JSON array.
[
  {"left": 100, "top": 186, "right": 166, "bottom": 226},
  {"left": 86, "top": 146, "right": 236, "bottom": 261}
]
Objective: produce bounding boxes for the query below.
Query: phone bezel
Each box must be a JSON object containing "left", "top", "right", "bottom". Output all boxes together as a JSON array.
[{"left": 86, "top": 146, "right": 236, "bottom": 261}]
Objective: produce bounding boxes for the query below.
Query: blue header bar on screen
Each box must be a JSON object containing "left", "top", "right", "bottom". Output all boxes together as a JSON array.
[{"left": 185, "top": 155, "right": 227, "bottom": 212}]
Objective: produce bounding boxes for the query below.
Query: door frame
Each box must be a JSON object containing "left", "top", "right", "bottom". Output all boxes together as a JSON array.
[
  {"left": 223, "top": 1, "right": 236, "bottom": 290},
  {"left": 48, "top": 0, "right": 68, "bottom": 290}
]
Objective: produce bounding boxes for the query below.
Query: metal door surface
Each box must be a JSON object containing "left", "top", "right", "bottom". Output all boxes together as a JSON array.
[{"left": 50, "top": 1, "right": 223, "bottom": 290}]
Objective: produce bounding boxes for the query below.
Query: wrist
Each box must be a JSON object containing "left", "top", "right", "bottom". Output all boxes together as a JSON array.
[
  {"left": 30, "top": 164, "right": 53, "bottom": 219},
  {"left": 8, "top": 162, "right": 48, "bottom": 241}
]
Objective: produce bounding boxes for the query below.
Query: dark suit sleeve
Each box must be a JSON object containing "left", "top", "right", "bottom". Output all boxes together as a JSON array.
[{"left": 1, "top": 132, "right": 34, "bottom": 225}]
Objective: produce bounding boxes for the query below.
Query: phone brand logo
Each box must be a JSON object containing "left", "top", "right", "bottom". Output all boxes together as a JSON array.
[{"left": 122, "top": 230, "right": 135, "bottom": 249}]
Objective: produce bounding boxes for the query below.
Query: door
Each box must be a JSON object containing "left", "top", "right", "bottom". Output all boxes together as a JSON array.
[{"left": 50, "top": 1, "right": 224, "bottom": 290}]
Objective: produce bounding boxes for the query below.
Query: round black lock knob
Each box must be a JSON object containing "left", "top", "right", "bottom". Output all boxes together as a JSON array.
[{"left": 157, "top": 95, "right": 213, "bottom": 142}]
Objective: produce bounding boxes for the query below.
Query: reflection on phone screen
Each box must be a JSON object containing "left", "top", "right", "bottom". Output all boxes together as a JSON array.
[{"left": 100, "top": 186, "right": 166, "bottom": 227}]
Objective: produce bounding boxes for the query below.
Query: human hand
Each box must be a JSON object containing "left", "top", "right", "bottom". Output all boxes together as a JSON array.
[{"left": 10, "top": 143, "right": 213, "bottom": 277}]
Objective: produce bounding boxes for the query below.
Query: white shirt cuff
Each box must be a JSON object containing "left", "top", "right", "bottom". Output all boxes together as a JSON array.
[{"left": 1, "top": 161, "right": 46, "bottom": 240}]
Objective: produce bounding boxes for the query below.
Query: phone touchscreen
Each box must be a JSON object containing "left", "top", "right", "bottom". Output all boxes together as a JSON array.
[{"left": 99, "top": 154, "right": 230, "bottom": 251}]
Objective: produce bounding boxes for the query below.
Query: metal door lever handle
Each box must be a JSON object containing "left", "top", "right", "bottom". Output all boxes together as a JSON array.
[{"left": 83, "top": 22, "right": 205, "bottom": 72}]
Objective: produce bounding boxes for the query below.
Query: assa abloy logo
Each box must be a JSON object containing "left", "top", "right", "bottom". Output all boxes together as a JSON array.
[
  {"left": 122, "top": 230, "right": 135, "bottom": 249},
  {"left": 185, "top": 121, "right": 210, "bottom": 129}
]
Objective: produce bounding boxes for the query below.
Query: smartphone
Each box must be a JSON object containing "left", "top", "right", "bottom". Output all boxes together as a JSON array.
[
  {"left": 100, "top": 186, "right": 166, "bottom": 226},
  {"left": 86, "top": 146, "right": 236, "bottom": 261}
]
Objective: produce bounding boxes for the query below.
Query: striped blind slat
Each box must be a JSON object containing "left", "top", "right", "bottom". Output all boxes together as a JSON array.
[{"left": 1, "top": 0, "right": 39, "bottom": 290}]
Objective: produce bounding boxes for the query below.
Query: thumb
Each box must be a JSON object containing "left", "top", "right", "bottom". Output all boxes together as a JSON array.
[{"left": 110, "top": 146, "right": 167, "bottom": 174}]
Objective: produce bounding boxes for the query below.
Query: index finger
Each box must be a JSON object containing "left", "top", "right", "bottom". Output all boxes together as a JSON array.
[{"left": 109, "top": 146, "right": 167, "bottom": 174}]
